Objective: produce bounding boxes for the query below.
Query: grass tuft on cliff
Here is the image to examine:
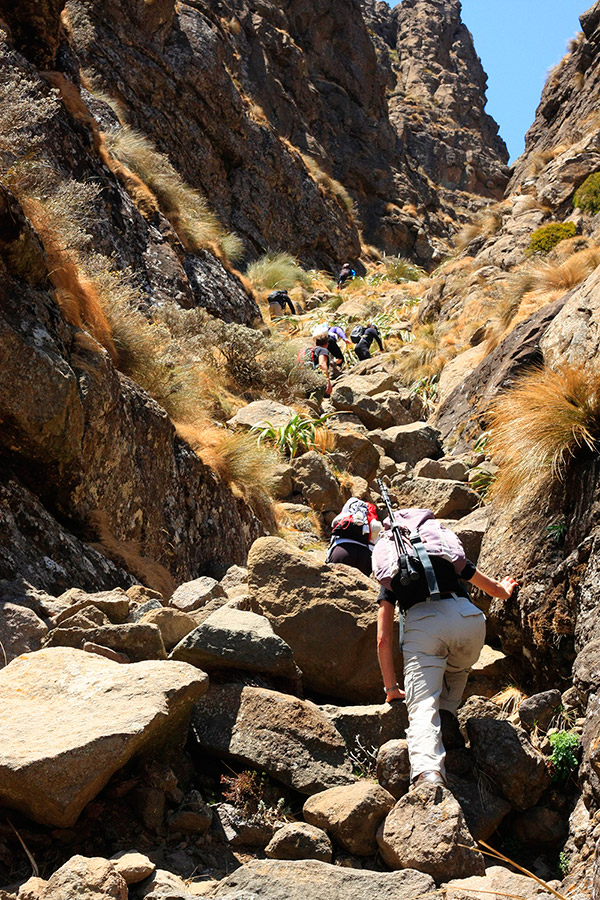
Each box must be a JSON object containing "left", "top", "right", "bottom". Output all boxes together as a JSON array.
[
  {"left": 245, "top": 252, "right": 313, "bottom": 293},
  {"left": 488, "top": 364, "right": 600, "bottom": 501},
  {"left": 301, "top": 154, "right": 354, "bottom": 212},
  {"left": 104, "top": 126, "right": 244, "bottom": 263},
  {"left": 454, "top": 207, "right": 503, "bottom": 252}
]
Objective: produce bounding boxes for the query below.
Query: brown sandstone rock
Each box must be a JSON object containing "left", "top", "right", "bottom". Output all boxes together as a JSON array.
[
  {"left": 139, "top": 607, "right": 197, "bottom": 651},
  {"left": 247, "top": 536, "right": 386, "bottom": 702},
  {"left": 376, "top": 784, "right": 485, "bottom": 881},
  {"left": 391, "top": 477, "right": 480, "bottom": 518},
  {"left": 290, "top": 452, "right": 343, "bottom": 512},
  {"left": 381, "top": 422, "right": 443, "bottom": 465},
  {"left": 376, "top": 739, "right": 411, "bottom": 799},
  {"left": 227, "top": 401, "right": 295, "bottom": 431},
  {"left": 211, "top": 858, "right": 435, "bottom": 900},
  {"left": 0, "top": 648, "right": 208, "bottom": 826},
  {"left": 304, "top": 782, "right": 395, "bottom": 855},
  {"left": 110, "top": 850, "right": 155, "bottom": 885},
  {"left": 191, "top": 683, "right": 354, "bottom": 795},
  {"left": 265, "top": 823, "right": 332, "bottom": 863},
  {"left": 444, "top": 864, "right": 556, "bottom": 900},
  {"left": 43, "top": 622, "right": 167, "bottom": 661},
  {"left": 38, "top": 856, "right": 127, "bottom": 900},
  {"left": 327, "top": 422, "right": 381, "bottom": 482},
  {"left": 0, "top": 603, "right": 48, "bottom": 664},
  {"left": 169, "top": 577, "right": 226, "bottom": 613}
]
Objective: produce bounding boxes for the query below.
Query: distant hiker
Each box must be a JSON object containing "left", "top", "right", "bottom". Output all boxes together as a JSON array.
[
  {"left": 351, "top": 323, "right": 384, "bottom": 360},
  {"left": 336, "top": 262, "right": 356, "bottom": 290},
  {"left": 309, "top": 325, "right": 332, "bottom": 396},
  {"left": 268, "top": 289, "right": 296, "bottom": 318},
  {"left": 326, "top": 497, "right": 382, "bottom": 576},
  {"left": 326, "top": 330, "right": 345, "bottom": 372},
  {"left": 372, "top": 490, "right": 518, "bottom": 788},
  {"left": 328, "top": 324, "right": 352, "bottom": 346}
]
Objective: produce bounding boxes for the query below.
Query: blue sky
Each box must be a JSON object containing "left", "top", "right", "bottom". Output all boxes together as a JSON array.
[{"left": 392, "top": 1, "right": 586, "bottom": 163}]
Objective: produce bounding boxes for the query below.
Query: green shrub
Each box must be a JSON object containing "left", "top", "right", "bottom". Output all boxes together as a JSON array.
[
  {"left": 384, "top": 256, "right": 426, "bottom": 283},
  {"left": 245, "top": 252, "right": 312, "bottom": 292},
  {"left": 548, "top": 730, "right": 579, "bottom": 781},
  {"left": 573, "top": 172, "right": 600, "bottom": 214},
  {"left": 527, "top": 222, "right": 577, "bottom": 255}
]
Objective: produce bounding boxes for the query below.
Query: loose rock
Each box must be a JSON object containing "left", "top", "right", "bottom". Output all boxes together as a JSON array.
[
  {"left": 265, "top": 823, "right": 333, "bottom": 862},
  {"left": 170, "top": 577, "right": 226, "bottom": 613},
  {"left": 303, "top": 782, "right": 395, "bottom": 855}
]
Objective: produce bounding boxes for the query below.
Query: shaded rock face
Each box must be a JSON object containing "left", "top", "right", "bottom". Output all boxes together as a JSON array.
[{"left": 0, "top": 647, "right": 208, "bottom": 827}]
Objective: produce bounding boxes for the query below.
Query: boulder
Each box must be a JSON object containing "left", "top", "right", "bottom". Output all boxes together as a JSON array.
[
  {"left": 55, "top": 589, "right": 131, "bottom": 625},
  {"left": 139, "top": 608, "right": 197, "bottom": 651},
  {"left": 43, "top": 622, "right": 167, "bottom": 661},
  {"left": 440, "top": 506, "right": 489, "bottom": 563},
  {"left": 265, "top": 823, "right": 332, "bottom": 862},
  {"left": 191, "top": 684, "right": 355, "bottom": 795},
  {"left": 327, "top": 422, "right": 380, "bottom": 481},
  {"left": 126, "top": 585, "right": 163, "bottom": 606},
  {"left": 138, "top": 869, "right": 195, "bottom": 899},
  {"left": 0, "top": 647, "right": 208, "bottom": 826},
  {"left": 376, "top": 784, "right": 485, "bottom": 881},
  {"left": 319, "top": 702, "right": 408, "bottom": 760},
  {"left": 131, "top": 599, "right": 164, "bottom": 622},
  {"left": 0, "top": 603, "right": 48, "bottom": 664},
  {"left": 330, "top": 384, "right": 392, "bottom": 430},
  {"left": 446, "top": 775, "right": 511, "bottom": 840},
  {"left": 290, "top": 452, "right": 343, "bottom": 512},
  {"left": 391, "top": 477, "right": 480, "bottom": 518},
  {"left": 303, "top": 782, "right": 395, "bottom": 855},
  {"left": 38, "top": 856, "right": 127, "bottom": 900},
  {"left": 247, "top": 537, "right": 385, "bottom": 702},
  {"left": 211, "top": 859, "right": 435, "bottom": 900},
  {"left": 227, "top": 400, "right": 294, "bottom": 430},
  {"left": 444, "top": 864, "right": 556, "bottom": 900},
  {"left": 219, "top": 565, "right": 248, "bottom": 593},
  {"left": 518, "top": 689, "right": 562, "bottom": 732},
  {"left": 512, "top": 806, "right": 568, "bottom": 847},
  {"left": 170, "top": 607, "right": 298, "bottom": 678},
  {"left": 573, "top": 640, "right": 600, "bottom": 697},
  {"left": 110, "top": 850, "right": 156, "bottom": 885},
  {"left": 381, "top": 422, "right": 442, "bottom": 465},
  {"left": 213, "top": 802, "right": 276, "bottom": 848},
  {"left": 272, "top": 462, "right": 294, "bottom": 500},
  {"left": 376, "top": 739, "right": 410, "bottom": 799},
  {"left": 82, "top": 641, "right": 130, "bottom": 664},
  {"left": 467, "top": 717, "right": 551, "bottom": 810},
  {"left": 372, "top": 391, "right": 416, "bottom": 426},
  {"left": 414, "top": 458, "right": 468, "bottom": 482},
  {"left": 169, "top": 577, "right": 226, "bottom": 613},
  {"left": 334, "top": 373, "right": 398, "bottom": 397}
]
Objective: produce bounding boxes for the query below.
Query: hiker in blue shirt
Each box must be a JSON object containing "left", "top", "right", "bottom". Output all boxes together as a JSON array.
[{"left": 337, "top": 262, "right": 356, "bottom": 289}]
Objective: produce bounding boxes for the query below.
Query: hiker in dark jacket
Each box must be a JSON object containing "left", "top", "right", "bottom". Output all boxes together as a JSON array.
[
  {"left": 355, "top": 324, "right": 384, "bottom": 361},
  {"left": 268, "top": 289, "right": 296, "bottom": 318},
  {"left": 336, "top": 262, "right": 356, "bottom": 290}
]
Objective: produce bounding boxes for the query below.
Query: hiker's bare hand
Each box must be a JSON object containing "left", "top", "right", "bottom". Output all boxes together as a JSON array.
[
  {"left": 497, "top": 576, "right": 519, "bottom": 600},
  {"left": 386, "top": 686, "right": 405, "bottom": 703}
]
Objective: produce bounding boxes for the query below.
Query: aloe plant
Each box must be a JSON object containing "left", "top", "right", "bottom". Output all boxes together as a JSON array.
[{"left": 252, "top": 413, "right": 332, "bottom": 458}]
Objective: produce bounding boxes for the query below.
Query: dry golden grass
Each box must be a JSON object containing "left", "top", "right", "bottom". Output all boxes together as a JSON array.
[
  {"left": 245, "top": 251, "right": 312, "bottom": 293},
  {"left": 0, "top": 69, "right": 58, "bottom": 155},
  {"left": 487, "top": 363, "right": 600, "bottom": 502},
  {"left": 453, "top": 208, "right": 503, "bottom": 252},
  {"left": 301, "top": 153, "right": 354, "bottom": 212},
  {"left": 89, "top": 510, "right": 176, "bottom": 599},
  {"left": 104, "top": 126, "right": 244, "bottom": 263},
  {"left": 491, "top": 685, "right": 527, "bottom": 720},
  {"left": 177, "top": 424, "right": 279, "bottom": 530},
  {"left": 395, "top": 322, "right": 448, "bottom": 381}
]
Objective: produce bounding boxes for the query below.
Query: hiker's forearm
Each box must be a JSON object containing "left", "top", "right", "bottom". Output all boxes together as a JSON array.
[{"left": 469, "top": 569, "right": 518, "bottom": 600}]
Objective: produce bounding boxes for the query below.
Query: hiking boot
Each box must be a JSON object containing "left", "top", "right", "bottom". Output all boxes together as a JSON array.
[{"left": 413, "top": 770, "right": 446, "bottom": 787}]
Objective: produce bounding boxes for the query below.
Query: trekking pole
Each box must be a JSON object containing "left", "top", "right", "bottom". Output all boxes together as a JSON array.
[{"left": 377, "top": 479, "right": 417, "bottom": 586}]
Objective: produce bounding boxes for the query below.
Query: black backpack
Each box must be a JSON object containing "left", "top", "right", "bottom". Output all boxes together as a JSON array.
[{"left": 350, "top": 325, "right": 365, "bottom": 344}]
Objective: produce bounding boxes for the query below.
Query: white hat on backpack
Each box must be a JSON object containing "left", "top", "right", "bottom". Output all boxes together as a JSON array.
[{"left": 311, "top": 323, "right": 329, "bottom": 339}]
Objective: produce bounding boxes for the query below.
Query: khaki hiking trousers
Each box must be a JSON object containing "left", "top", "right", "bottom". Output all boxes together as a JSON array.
[{"left": 402, "top": 594, "right": 486, "bottom": 780}]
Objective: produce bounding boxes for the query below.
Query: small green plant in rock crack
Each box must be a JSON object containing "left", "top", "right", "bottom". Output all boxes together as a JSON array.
[
  {"left": 548, "top": 730, "right": 580, "bottom": 782},
  {"left": 469, "top": 466, "right": 497, "bottom": 500},
  {"left": 558, "top": 850, "right": 571, "bottom": 876},
  {"left": 473, "top": 430, "right": 491, "bottom": 453},
  {"left": 252, "top": 413, "right": 333, "bottom": 459},
  {"left": 546, "top": 516, "right": 567, "bottom": 545},
  {"left": 220, "top": 769, "right": 289, "bottom": 822}
]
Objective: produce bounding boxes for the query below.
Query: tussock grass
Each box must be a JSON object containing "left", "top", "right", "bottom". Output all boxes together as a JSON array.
[
  {"left": 245, "top": 251, "right": 313, "bottom": 293},
  {"left": 0, "top": 70, "right": 58, "bottom": 155},
  {"left": 395, "top": 322, "right": 448, "bottom": 382},
  {"left": 454, "top": 208, "right": 503, "bottom": 252},
  {"left": 301, "top": 154, "right": 354, "bottom": 212},
  {"left": 487, "top": 364, "right": 600, "bottom": 501},
  {"left": 89, "top": 510, "right": 176, "bottom": 599},
  {"left": 491, "top": 685, "right": 526, "bottom": 720},
  {"left": 177, "top": 425, "right": 279, "bottom": 530},
  {"left": 104, "top": 126, "right": 244, "bottom": 263}
]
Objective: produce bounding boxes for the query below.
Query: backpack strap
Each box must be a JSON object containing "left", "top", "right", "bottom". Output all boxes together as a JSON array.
[{"left": 409, "top": 529, "right": 440, "bottom": 603}]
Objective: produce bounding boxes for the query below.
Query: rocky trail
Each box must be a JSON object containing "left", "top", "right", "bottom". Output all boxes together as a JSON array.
[{"left": 3, "top": 0, "right": 600, "bottom": 897}]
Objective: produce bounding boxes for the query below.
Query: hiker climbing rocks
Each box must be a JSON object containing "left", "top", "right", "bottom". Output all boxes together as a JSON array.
[
  {"left": 372, "top": 492, "right": 518, "bottom": 788},
  {"left": 267, "top": 289, "right": 296, "bottom": 318},
  {"left": 336, "top": 262, "right": 356, "bottom": 289},
  {"left": 326, "top": 497, "right": 382, "bottom": 576},
  {"left": 351, "top": 323, "right": 384, "bottom": 360},
  {"left": 311, "top": 325, "right": 333, "bottom": 397}
]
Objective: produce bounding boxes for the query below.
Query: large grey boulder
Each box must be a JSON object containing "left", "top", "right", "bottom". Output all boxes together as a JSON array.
[
  {"left": 227, "top": 400, "right": 294, "bottom": 430},
  {"left": 381, "top": 422, "right": 443, "bottom": 465},
  {"left": 467, "top": 717, "right": 551, "bottom": 810},
  {"left": 290, "top": 452, "right": 343, "bottom": 512},
  {"left": 391, "top": 477, "right": 480, "bottom": 518},
  {"left": 0, "top": 648, "right": 208, "bottom": 826},
  {"left": 327, "top": 421, "right": 380, "bottom": 481},
  {"left": 211, "top": 859, "right": 435, "bottom": 900},
  {"left": 318, "top": 702, "right": 408, "bottom": 759},
  {"left": 191, "top": 684, "right": 355, "bottom": 795},
  {"left": 330, "top": 384, "right": 393, "bottom": 430},
  {"left": 0, "top": 602, "right": 48, "bottom": 664},
  {"left": 518, "top": 689, "right": 562, "bottom": 732},
  {"left": 377, "top": 784, "right": 485, "bottom": 882},
  {"left": 247, "top": 537, "right": 386, "bottom": 703},
  {"left": 303, "top": 782, "right": 395, "bottom": 855},
  {"left": 169, "top": 577, "right": 226, "bottom": 613},
  {"left": 333, "top": 373, "right": 398, "bottom": 397},
  {"left": 170, "top": 607, "right": 298, "bottom": 678}
]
